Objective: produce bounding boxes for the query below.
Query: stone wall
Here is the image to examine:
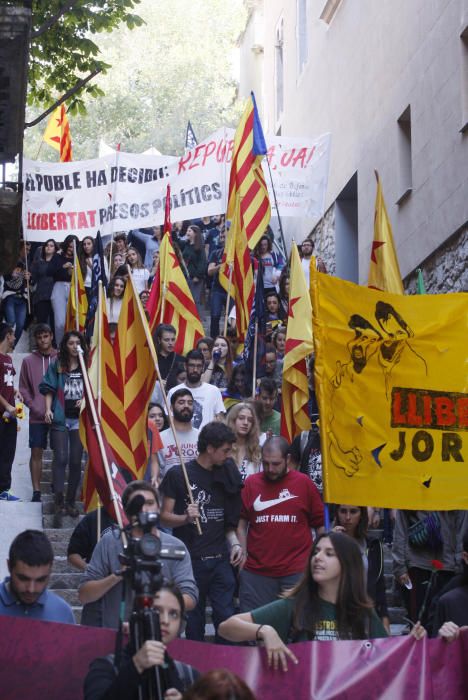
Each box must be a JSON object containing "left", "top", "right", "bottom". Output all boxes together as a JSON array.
[
  {"left": 404, "top": 227, "right": 468, "bottom": 294},
  {"left": 308, "top": 209, "right": 467, "bottom": 294},
  {"left": 310, "top": 203, "right": 336, "bottom": 276}
]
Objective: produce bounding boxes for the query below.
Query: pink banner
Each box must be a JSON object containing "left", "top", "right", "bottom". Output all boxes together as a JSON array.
[{"left": 0, "top": 617, "right": 466, "bottom": 699}]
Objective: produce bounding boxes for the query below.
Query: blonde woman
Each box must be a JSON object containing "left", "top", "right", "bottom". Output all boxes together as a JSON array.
[
  {"left": 226, "top": 402, "right": 262, "bottom": 482},
  {"left": 126, "top": 247, "right": 149, "bottom": 294}
]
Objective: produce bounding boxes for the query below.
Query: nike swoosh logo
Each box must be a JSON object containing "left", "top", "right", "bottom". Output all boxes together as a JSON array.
[{"left": 253, "top": 494, "right": 298, "bottom": 512}]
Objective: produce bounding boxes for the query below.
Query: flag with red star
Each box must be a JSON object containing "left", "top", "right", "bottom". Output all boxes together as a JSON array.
[
  {"left": 368, "top": 171, "right": 404, "bottom": 293},
  {"left": 147, "top": 185, "right": 204, "bottom": 353},
  {"left": 43, "top": 104, "right": 73, "bottom": 162},
  {"left": 280, "top": 243, "right": 314, "bottom": 443}
]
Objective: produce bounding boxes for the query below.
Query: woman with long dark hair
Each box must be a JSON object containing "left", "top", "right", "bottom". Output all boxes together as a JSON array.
[
  {"left": 201, "top": 335, "right": 233, "bottom": 389},
  {"left": 179, "top": 224, "right": 207, "bottom": 308},
  {"left": 78, "top": 236, "right": 95, "bottom": 303},
  {"left": 31, "top": 238, "right": 58, "bottom": 331},
  {"left": 84, "top": 583, "right": 199, "bottom": 699},
  {"left": 333, "top": 505, "right": 390, "bottom": 631},
  {"left": 40, "top": 330, "right": 88, "bottom": 527},
  {"left": 219, "top": 532, "right": 390, "bottom": 670},
  {"left": 107, "top": 276, "right": 126, "bottom": 324}
]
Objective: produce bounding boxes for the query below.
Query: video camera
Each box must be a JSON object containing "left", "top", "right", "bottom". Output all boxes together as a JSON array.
[{"left": 118, "top": 496, "right": 186, "bottom": 598}]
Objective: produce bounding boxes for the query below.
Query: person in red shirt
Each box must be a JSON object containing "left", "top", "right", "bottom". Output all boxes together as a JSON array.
[
  {"left": 0, "top": 323, "right": 23, "bottom": 501},
  {"left": 237, "top": 436, "right": 324, "bottom": 612}
]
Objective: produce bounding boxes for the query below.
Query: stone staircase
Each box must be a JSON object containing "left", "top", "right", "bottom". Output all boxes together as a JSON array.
[{"left": 41, "top": 448, "right": 85, "bottom": 623}]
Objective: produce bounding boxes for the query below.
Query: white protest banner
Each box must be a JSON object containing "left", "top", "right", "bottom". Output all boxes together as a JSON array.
[
  {"left": 22, "top": 129, "right": 331, "bottom": 242},
  {"left": 265, "top": 132, "right": 331, "bottom": 221}
]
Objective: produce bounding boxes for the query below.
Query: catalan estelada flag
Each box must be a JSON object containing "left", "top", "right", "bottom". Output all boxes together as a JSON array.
[
  {"left": 148, "top": 187, "right": 204, "bottom": 354},
  {"left": 43, "top": 104, "right": 73, "bottom": 162},
  {"left": 65, "top": 253, "right": 88, "bottom": 333},
  {"left": 280, "top": 243, "right": 314, "bottom": 443},
  {"left": 368, "top": 171, "right": 404, "bottom": 294},
  {"left": 226, "top": 91, "right": 271, "bottom": 249},
  {"left": 219, "top": 203, "right": 254, "bottom": 341},
  {"left": 311, "top": 266, "right": 468, "bottom": 510},
  {"left": 112, "top": 272, "right": 157, "bottom": 478}
]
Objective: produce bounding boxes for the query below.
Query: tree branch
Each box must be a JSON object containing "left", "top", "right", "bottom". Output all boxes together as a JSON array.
[
  {"left": 24, "top": 68, "right": 101, "bottom": 127},
  {"left": 31, "top": 0, "right": 83, "bottom": 39}
]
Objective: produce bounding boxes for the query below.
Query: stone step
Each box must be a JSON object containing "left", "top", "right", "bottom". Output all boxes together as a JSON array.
[
  {"left": 54, "top": 555, "right": 80, "bottom": 573},
  {"left": 72, "top": 606, "right": 83, "bottom": 625},
  {"left": 42, "top": 499, "right": 84, "bottom": 515},
  {"left": 50, "top": 572, "right": 84, "bottom": 589},
  {"left": 43, "top": 528, "right": 75, "bottom": 556},
  {"left": 43, "top": 513, "right": 85, "bottom": 528},
  {"left": 52, "top": 588, "right": 81, "bottom": 607}
]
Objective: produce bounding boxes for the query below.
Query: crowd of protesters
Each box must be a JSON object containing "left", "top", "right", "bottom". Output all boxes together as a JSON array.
[{"left": 0, "top": 217, "right": 466, "bottom": 698}]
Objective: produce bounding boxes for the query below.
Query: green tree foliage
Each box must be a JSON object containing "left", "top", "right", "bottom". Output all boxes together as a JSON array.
[
  {"left": 24, "top": 0, "right": 247, "bottom": 159},
  {"left": 28, "top": 0, "right": 144, "bottom": 113}
]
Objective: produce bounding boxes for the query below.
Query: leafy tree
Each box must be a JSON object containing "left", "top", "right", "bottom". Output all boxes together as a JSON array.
[
  {"left": 27, "top": 0, "right": 144, "bottom": 115},
  {"left": 24, "top": 0, "right": 247, "bottom": 159}
]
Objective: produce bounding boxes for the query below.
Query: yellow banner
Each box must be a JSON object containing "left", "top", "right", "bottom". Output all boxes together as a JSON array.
[{"left": 311, "top": 269, "right": 468, "bottom": 509}]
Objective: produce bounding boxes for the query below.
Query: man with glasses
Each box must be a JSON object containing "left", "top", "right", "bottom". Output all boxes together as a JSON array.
[{"left": 167, "top": 350, "right": 225, "bottom": 430}]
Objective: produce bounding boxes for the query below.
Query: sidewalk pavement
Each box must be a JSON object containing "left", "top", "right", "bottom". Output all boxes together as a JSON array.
[{"left": 0, "top": 344, "right": 42, "bottom": 580}]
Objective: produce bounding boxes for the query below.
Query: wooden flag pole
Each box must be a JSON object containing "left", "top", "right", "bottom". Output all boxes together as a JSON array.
[
  {"left": 77, "top": 345, "right": 126, "bottom": 543},
  {"left": 126, "top": 269, "right": 202, "bottom": 536},
  {"left": 22, "top": 237, "right": 32, "bottom": 315},
  {"left": 251, "top": 320, "right": 258, "bottom": 399},
  {"left": 73, "top": 240, "right": 79, "bottom": 331},
  {"left": 222, "top": 264, "right": 233, "bottom": 337},
  {"left": 96, "top": 281, "right": 103, "bottom": 540}
]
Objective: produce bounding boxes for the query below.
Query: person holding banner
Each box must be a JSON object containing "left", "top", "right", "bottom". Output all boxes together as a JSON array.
[
  {"left": 179, "top": 224, "right": 207, "bottom": 308},
  {"left": 220, "top": 532, "right": 426, "bottom": 670},
  {"left": 47, "top": 235, "right": 77, "bottom": 345},
  {"left": 78, "top": 236, "right": 96, "bottom": 303}
]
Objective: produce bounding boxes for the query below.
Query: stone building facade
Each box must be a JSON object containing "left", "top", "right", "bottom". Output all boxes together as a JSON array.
[{"left": 238, "top": 0, "right": 468, "bottom": 293}]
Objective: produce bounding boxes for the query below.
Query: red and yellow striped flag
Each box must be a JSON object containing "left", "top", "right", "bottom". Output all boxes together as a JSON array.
[
  {"left": 148, "top": 187, "right": 204, "bottom": 353},
  {"left": 65, "top": 256, "right": 88, "bottom": 333},
  {"left": 219, "top": 202, "right": 254, "bottom": 341},
  {"left": 280, "top": 243, "right": 314, "bottom": 443},
  {"left": 226, "top": 92, "right": 271, "bottom": 249},
  {"left": 43, "top": 104, "right": 73, "bottom": 162},
  {"left": 112, "top": 273, "right": 157, "bottom": 478},
  {"left": 368, "top": 171, "right": 404, "bottom": 294}
]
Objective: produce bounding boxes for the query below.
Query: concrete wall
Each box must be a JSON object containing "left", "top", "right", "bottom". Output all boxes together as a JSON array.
[{"left": 240, "top": 0, "right": 468, "bottom": 287}]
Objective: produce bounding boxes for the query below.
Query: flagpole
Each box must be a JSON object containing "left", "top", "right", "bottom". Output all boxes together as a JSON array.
[
  {"left": 22, "top": 235, "right": 32, "bottom": 315},
  {"left": 266, "top": 159, "right": 288, "bottom": 260},
  {"left": 251, "top": 320, "right": 258, "bottom": 398},
  {"left": 126, "top": 268, "right": 203, "bottom": 536},
  {"left": 73, "top": 240, "right": 79, "bottom": 331},
  {"left": 96, "top": 281, "right": 103, "bottom": 540},
  {"left": 222, "top": 264, "right": 233, "bottom": 337},
  {"left": 76, "top": 345, "right": 126, "bottom": 541},
  {"left": 108, "top": 144, "right": 121, "bottom": 269}
]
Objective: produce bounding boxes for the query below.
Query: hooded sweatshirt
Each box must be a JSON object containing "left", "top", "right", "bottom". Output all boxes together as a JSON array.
[{"left": 19, "top": 349, "right": 58, "bottom": 424}]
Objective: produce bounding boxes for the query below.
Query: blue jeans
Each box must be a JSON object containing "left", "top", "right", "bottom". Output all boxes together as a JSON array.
[
  {"left": 186, "top": 557, "right": 236, "bottom": 643},
  {"left": 3, "top": 296, "right": 27, "bottom": 346}
]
